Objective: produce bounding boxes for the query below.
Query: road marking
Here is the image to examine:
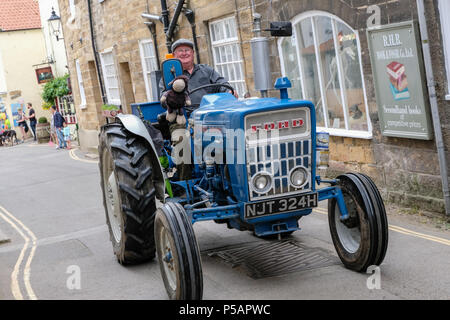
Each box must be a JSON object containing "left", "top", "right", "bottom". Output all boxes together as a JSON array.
[
  {"left": 0, "top": 205, "right": 37, "bottom": 300},
  {"left": 313, "top": 207, "right": 450, "bottom": 247},
  {"left": 0, "top": 209, "right": 28, "bottom": 300},
  {"left": 69, "top": 148, "right": 98, "bottom": 164},
  {"left": 0, "top": 225, "right": 107, "bottom": 254},
  {"left": 26, "top": 144, "right": 50, "bottom": 147},
  {"left": 388, "top": 225, "right": 450, "bottom": 246}
]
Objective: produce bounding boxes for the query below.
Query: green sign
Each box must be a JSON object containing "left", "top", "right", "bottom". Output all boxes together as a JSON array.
[{"left": 367, "top": 21, "right": 432, "bottom": 140}]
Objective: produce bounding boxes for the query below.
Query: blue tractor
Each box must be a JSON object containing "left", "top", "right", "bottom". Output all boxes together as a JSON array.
[{"left": 98, "top": 59, "right": 388, "bottom": 300}]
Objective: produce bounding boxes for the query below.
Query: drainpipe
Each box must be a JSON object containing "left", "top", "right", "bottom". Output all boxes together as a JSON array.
[
  {"left": 141, "top": 13, "right": 161, "bottom": 23},
  {"left": 144, "top": 21, "right": 161, "bottom": 70},
  {"left": 160, "top": 0, "right": 170, "bottom": 33},
  {"left": 416, "top": 0, "right": 450, "bottom": 216},
  {"left": 87, "top": 0, "right": 107, "bottom": 104},
  {"left": 166, "top": 0, "right": 186, "bottom": 53},
  {"left": 141, "top": 2, "right": 162, "bottom": 69},
  {"left": 183, "top": 9, "right": 201, "bottom": 64},
  {"left": 160, "top": 0, "right": 171, "bottom": 53}
]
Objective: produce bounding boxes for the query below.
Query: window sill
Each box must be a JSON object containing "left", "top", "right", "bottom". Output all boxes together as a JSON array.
[{"left": 316, "top": 127, "right": 373, "bottom": 140}]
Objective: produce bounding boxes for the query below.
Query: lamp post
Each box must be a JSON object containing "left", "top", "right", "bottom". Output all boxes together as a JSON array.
[{"left": 48, "top": 7, "right": 63, "bottom": 41}]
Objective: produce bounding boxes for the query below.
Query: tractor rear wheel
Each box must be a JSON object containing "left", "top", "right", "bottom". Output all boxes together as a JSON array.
[
  {"left": 155, "top": 202, "right": 203, "bottom": 300},
  {"left": 99, "top": 123, "right": 158, "bottom": 265},
  {"left": 328, "top": 173, "right": 388, "bottom": 272}
]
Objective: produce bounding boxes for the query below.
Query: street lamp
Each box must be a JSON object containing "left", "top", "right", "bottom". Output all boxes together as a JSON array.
[{"left": 48, "top": 7, "right": 63, "bottom": 41}]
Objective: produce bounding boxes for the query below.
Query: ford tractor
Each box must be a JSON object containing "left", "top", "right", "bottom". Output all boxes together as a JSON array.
[{"left": 98, "top": 58, "right": 388, "bottom": 300}]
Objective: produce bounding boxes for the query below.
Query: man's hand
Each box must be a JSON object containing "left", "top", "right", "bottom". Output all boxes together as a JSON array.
[{"left": 228, "top": 90, "right": 238, "bottom": 99}]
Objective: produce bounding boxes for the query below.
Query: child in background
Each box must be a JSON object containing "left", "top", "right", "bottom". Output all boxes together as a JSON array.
[{"left": 63, "top": 122, "right": 71, "bottom": 150}]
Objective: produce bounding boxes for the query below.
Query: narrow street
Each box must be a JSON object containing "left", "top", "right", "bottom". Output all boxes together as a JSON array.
[{"left": 0, "top": 142, "right": 450, "bottom": 300}]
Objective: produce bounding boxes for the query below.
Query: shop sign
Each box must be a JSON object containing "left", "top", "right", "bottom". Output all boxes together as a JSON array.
[{"left": 367, "top": 21, "right": 432, "bottom": 140}]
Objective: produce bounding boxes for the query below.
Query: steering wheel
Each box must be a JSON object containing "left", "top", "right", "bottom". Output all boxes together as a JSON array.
[{"left": 189, "top": 83, "right": 235, "bottom": 97}]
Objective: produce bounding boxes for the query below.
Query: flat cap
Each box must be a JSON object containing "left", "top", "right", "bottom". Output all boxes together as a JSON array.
[{"left": 171, "top": 38, "right": 194, "bottom": 52}]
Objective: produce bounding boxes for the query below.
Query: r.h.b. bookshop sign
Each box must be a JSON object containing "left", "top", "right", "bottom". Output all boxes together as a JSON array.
[{"left": 367, "top": 21, "right": 432, "bottom": 140}]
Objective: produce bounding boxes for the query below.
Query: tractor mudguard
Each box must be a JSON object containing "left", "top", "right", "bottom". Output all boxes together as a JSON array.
[{"left": 116, "top": 113, "right": 166, "bottom": 198}]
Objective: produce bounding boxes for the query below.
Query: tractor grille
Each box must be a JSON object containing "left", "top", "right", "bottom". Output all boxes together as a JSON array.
[{"left": 245, "top": 108, "right": 312, "bottom": 201}]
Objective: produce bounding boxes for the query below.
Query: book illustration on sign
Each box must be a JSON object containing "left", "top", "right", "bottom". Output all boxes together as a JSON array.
[{"left": 386, "top": 61, "right": 410, "bottom": 101}]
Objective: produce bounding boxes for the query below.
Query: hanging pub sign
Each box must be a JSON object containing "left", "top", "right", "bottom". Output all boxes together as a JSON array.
[
  {"left": 35, "top": 67, "right": 53, "bottom": 84},
  {"left": 367, "top": 21, "right": 432, "bottom": 140}
]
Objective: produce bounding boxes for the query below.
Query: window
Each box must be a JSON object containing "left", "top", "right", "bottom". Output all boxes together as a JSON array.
[
  {"left": 439, "top": 0, "right": 450, "bottom": 99},
  {"left": 209, "top": 16, "right": 247, "bottom": 97},
  {"left": 75, "top": 59, "right": 86, "bottom": 108},
  {"left": 278, "top": 12, "right": 372, "bottom": 138},
  {"left": 139, "top": 39, "right": 158, "bottom": 101},
  {"left": 100, "top": 50, "right": 121, "bottom": 105}
]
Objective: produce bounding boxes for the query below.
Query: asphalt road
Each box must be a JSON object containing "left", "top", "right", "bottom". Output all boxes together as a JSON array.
[{"left": 1, "top": 141, "right": 450, "bottom": 300}]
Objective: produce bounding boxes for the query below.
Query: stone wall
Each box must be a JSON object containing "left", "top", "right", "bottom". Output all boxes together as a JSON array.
[{"left": 263, "top": 0, "right": 449, "bottom": 213}]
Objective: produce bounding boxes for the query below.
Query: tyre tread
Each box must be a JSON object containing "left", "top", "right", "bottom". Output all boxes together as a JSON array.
[
  {"left": 328, "top": 173, "right": 388, "bottom": 272},
  {"left": 99, "top": 123, "right": 157, "bottom": 265},
  {"left": 155, "top": 203, "right": 203, "bottom": 300}
]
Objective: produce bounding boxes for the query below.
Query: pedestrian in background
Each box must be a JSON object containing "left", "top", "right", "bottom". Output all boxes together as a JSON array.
[
  {"left": 26, "top": 102, "right": 37, "bottom": 141},
  {"left": 51, "top": 106, "right": 66, "bottom": 149},
  {"left": 16, "top": 106, "right": 28, "bottom": 143},
  {"left": 49, "top": 109, "right": 58, "bottom": 147},
  {"left": 63, "top": 122, "right": 71, "bottom": 150}
]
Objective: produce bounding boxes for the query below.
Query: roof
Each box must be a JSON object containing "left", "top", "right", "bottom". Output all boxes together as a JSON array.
[{"left": 0, "top": 0, "right": 41, "bottom": 32}]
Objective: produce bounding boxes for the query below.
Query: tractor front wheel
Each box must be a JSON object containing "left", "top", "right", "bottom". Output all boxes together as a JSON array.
[
  {"left": 328, "top": 173, "right": 388, "bottom": 272},
  {"left": 155, "top": 202, "right": 203, "bottom": 300}
]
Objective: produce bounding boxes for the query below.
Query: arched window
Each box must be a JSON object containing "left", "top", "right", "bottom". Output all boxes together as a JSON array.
[{"left": 278, "top": 12, "right": 372, "bottom": 138}]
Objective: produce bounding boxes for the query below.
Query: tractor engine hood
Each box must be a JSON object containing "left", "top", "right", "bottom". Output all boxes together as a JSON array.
[
  {"left": 192, "top": 93, "right": 315, "bottom": 203},
  {"left": 192, "top": 93, "right": 313, "bottom": 128}
]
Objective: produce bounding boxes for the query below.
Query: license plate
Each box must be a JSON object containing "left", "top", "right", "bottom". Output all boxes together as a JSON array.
[{"left": 245, "top": 193, "right": 318, "bottom": 219}]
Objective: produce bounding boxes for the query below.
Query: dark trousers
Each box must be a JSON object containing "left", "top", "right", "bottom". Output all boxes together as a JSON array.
[{"left": 30, "top": 121, "right": 36, "bottom": 140}]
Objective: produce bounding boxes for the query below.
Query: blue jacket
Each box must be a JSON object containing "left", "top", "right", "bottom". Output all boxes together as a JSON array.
[{"left": 53, "top": 112, "right": 65, "bottom": 128}]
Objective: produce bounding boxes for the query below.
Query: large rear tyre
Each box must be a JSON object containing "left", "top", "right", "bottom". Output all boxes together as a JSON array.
[
  {"left": 99, "top": 123, "right": 159, "bottom": 265},
  {"left": 155, "top": 202, "right": 203, "bottom": 300},
  {"left": 328, "top": 173, "right": 388, "bottom": 272}
]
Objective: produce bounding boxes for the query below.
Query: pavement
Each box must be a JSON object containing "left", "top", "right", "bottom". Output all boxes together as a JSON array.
[
  {"left": 0, "top": 138, "right": 90, "bottom": 246},
  {"left": 71, "top": 145, "right": 99, "bottom": 161},
  {"left": 0, "top": 228, "right": 10, "bottom": 244}
]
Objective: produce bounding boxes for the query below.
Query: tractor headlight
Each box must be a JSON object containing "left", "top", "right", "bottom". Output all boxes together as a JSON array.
[
  {"left": 289, "top": 167, "right": 308, "bottom": 188},
  {"left": 251, "top": 172, "right": 272, "bottom": 194}
]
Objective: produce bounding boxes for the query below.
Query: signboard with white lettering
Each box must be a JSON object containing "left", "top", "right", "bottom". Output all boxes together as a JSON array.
[{"left": 367, "top": 21, "right": 432, "bottom": 140}]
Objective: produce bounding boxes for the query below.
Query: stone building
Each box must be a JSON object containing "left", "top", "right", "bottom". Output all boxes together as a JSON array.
[{"left": 58, "top": 0, "right": 450, "bottom": 215}]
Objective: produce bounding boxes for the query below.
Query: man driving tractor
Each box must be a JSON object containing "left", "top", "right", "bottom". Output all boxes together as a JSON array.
[
  {"left": 159, "top": 38, "right": 238, "bottom": 111},
  {"left": 159, "top": 38, "right": 238, "bottom": 180}
]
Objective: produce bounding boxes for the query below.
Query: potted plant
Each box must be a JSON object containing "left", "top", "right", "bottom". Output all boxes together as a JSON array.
[
  {"left": 36, "top": 116, "right": 50, "bottom": 143},
  {"left": 102, "top": 104, "right": 122, "bottom": 118},
  {"left": 41, "top": 74, "right": 70, "bottom": 106},
  {"left": 42, "top": 101, "right": 52, "bottom": 111}
]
